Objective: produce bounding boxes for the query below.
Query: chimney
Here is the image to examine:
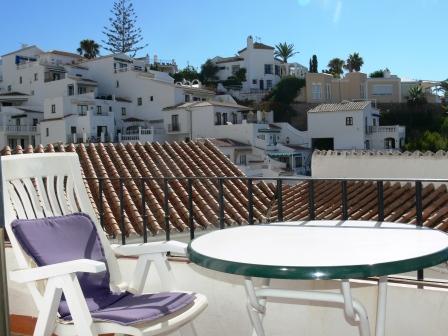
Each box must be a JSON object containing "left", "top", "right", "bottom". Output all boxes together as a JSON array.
[{"left": 247, "top": 36, "right": 254, "bottom": 49}]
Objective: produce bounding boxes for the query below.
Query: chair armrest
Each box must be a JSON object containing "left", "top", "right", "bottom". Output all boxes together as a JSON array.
[
  {"left": 10, "top": 259, "right": 106, "bottom": 284},
  {"left": 111, "top": 241, "right": 187, "bottom": 257}
]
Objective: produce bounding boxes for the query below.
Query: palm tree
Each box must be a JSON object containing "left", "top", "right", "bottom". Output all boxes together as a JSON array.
[
  {"left": 77, "top": 39, "right": 100, "bottom": 59},
  {"left": 324, "top": 58, "right": 345, "bottom": 78},
  {"left": 344, "top": 52, "right": 364, "bottom": 72},
  {"left": 274, "top": 42, "right": 298, "bottom": 63},
  {"left": 407, "top": 85, "right": 427, "bottom": 105}
]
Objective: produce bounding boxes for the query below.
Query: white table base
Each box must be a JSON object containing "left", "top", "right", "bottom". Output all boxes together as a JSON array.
[{"left": 243, "top": 276, "right": 388, "bottom": 336}]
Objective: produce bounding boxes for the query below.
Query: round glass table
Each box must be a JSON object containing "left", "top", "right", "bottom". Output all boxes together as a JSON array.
[{"left": 188, "top": 221, "right": 448, "bottom": 336}]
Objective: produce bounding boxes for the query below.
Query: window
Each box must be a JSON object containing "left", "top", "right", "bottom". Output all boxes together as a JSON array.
[
  {"left": 116, "top": 80, "right": 120, "bottom": 88},
  {"left": 232, "top": 113, "right": 238, "bottom": 124},
  {"left": 32, "top": 118, "right": 38, "bottom": 126},
  {"left": 216, "top": 113, "right": 222, "bottom": 125},
  {"left": 52, "top": 73, "right": 61, "bottom": 81},
  {"left": 373, "top": 118, "right": 377, "bottom": 126},
  {"left": 137, "top": 97, "right": 142, "bottom": 106},
  {"left": 239, "top": 154, "right": 247, "bottom": 166},
  {"left": 346, "top": 117, "right": 353, "bottom": 126},
  {"left": 19, "top": 76, "right": 22, "bottom": 84},
  {"left": 264, "top": 64, "right": 273, "bottom": 74},
  {"left": 150, "top": 96, "right": 154, "bottom": 101},
  {"left": 193, "top": 97, "right": 201, "bottom": 102},
  {"left": 326, "top": 84, "right": 331, "bottom": 100},
  {"left": 51, "top": 104, "right": 56, "bottom": 113},
  {"left": 109, "top": 106, "right": 112, "bottom": 112},
  {"left": 311, "top": 84, "right": 321, "bottom": 100},
  {"left": 372, "top": 84, "right": 393, "bottom": 96},
  {"left": 34, "top": 73, "right": 38, "bottom": 81},
  {"left": 222, "top": 113, "right": 228, "bottom": 125},
  {"left": 7, "top": 85, "right": 11, "bottom": 92},
  {"left": 97, "top": 106, "right": 102, "bottom": 115},
  {"left": 78, "top": 105, "right": 88, "bottom": 115},
  {"left": 266, "top": 80, "right": 273, "bottom": 90},
  {"left": 360, "top": 84, "right": 366, "bottom": 98},
  {"left": 171, "top": 114, "right": 179, "bottom": 131},
  {"left": 185, "top": 95, "right": 191, "bottom": 102},
  {"left": 252, "top": 79, "right": 257, "bottom": 85},
  {"left": 121, "top": 107, "right": 126, "bottom": 116},
  {"left": 275, "top": 65, "right": 280, "bottom": 76},
  {"left": 70, "top": 126, "right": 76, "bottom": 134},
  {"left": 294, "top": 155, "right": 303, "bottom": 168},
  {"left": 231, "top": 65, "right": 240, "bottom": 75},
  {"left": 78, "top": 86, "right": 86, "bottom": 94},
  {"left": 46, "top": 128, "right": 49, "bottom": 137},
  {"left": 67, "top": 84, "right": 74, "bottom": 96}
]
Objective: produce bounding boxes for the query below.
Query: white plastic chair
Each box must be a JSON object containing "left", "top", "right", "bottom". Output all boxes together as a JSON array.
[{"left": 2, "top": 153, "right": 207, "bottom": 336}]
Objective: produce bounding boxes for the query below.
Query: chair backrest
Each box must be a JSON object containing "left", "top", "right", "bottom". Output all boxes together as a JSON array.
[{"left": 1, "top": 153, "right": 122, "bottom": 308}]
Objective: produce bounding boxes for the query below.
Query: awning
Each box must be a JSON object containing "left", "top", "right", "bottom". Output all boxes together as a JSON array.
[{"left": 268, "top": 152, "right": 301, "bottom": 158}]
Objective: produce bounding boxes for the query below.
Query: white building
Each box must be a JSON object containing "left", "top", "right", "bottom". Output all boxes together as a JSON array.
[
  {"left": 162, "top": 95, "right": 311, "bottom": 175},
  {"left": 307, "top": 101, "right": 405, "bottom": 150},
  {"left": 0, "top": 45, "right": 215, "bottom": 146},
  {"left": 212, "top": 36, "right": 307, "bottom": 100}
]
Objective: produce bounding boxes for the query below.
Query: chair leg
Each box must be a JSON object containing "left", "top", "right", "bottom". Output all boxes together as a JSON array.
[
  {"left": 178, "top": 322, "right": 198, "bottom": 336},
  {"left": 34, "top": 278, "right": 62, "bottom": 336}
]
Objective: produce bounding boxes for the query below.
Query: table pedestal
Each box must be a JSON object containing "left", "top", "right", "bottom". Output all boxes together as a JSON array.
[{"left": 244, "top": 276, "right": 388, "bottom": 336}]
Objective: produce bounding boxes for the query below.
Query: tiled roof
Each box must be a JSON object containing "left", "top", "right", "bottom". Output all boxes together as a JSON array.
[
  {"left": 270, "top": 181, "right": 448, "bottom": 232},
  {"left": 238, "top": 42, "right": 275, "bottom": 53},
  {"left": 308, "top": 101, "right": 371, "bottom": 113},
  {"left": 4, "top": 142, "right": 448, "bottom": 236},
  {"left": 208, "top": 138, "right": 251, "bottom": 148},
  {"left": 48, "top": 50, "right": 84, "bottom": 58},
  {"left": 0, "top": 92, "right": 29, "bottom": 96},
  {"left": 163, "top": 101, "right": 250, "bottom": 111},
  {"left": 215, "top": 56, "right": 244, "bottom": 64}
]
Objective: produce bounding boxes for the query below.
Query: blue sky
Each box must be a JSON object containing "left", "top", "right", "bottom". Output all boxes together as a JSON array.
[{"left": 1, "top": 0, "right": 446, "bottom": 80}]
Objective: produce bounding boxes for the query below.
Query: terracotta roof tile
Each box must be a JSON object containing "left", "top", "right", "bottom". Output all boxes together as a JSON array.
[{"left": 3, "top": 141, "right": 448, "bottom": 236}]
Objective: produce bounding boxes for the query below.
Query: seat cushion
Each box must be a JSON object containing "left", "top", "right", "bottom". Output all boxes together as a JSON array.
[
  {"left": 63, "top": 291, "right": 196, "bottom": 325},
  {"left": 11, "top": 213, "right": 116, "bottom": 317},
  {"left": 12, "top": 213, "right": 197, "bottom": 325}
]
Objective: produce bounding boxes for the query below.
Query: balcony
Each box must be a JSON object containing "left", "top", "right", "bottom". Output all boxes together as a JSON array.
[
  {"left": 0, "top": 125, "right": 38, "bottom": 134},
  {"left": 119, "top": 127, "right": 156, "bottom": 143}
]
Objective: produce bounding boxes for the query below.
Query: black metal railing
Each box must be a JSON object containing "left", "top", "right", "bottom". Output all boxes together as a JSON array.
[{"left": 86, "top": 176, "right": 448, "bottom": 283}]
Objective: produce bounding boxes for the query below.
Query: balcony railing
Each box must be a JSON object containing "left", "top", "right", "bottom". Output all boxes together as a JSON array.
[
  {"left": 83, "top": 175, "right": 448, "bottom": 284},
  {"left": 0, "top": 125, "right": 38, "bottom": 133}
]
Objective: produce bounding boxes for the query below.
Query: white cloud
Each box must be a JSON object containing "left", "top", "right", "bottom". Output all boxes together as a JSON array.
[{"left": 333, "top": 0, "right": 342, "bottom": 23}]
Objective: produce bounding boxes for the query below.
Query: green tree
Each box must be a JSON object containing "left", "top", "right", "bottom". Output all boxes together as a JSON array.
[
  {"left": 274, "top": 42, "right": 298, "bottom": 63},
  {"left": 309, "top": 55, "right": 318, "bottom": 73},
  {"left": 102, "top": 0, "right": 148, "bottom": 56},
  {"left": 369, "top": 70, "right": 384, "bottom": 78},
  {"left": 77, "top": 39, "right": 100, "bottom": 59},
  {"left": 324, "top": 58, "right": 345, "bottom": 78},
  {"left": 405, "top": 131, "right": 448, "bottom": 152},
  {"left": 235, "top": 68, "right": 246, "bottom": 83},
  {"left": 172, "top": 65, "right": 200, "bottom": 83},
  {"left": 344, "top": 52, "right": 364, "bottom": 72},
  {"left": 199, "top": 59, "right": 219, "bottom": 84},
  {"left": 407, "top": 86, "right": 427, "bottom": 105}
]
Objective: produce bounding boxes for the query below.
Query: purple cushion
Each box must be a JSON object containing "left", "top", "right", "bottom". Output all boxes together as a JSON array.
[
  {"left": 12, "top": 213, "right": 196, "bottom": 325},
  {"left": 64, "top": 292, "right": 195, "bottom": 325}
]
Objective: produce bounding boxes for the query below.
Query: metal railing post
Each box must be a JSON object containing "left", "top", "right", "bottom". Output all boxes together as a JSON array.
[
  {"left": 0, "top": 159, "right": 10, "bottom": 336},
  {"left": 98, "top": 178, "right": 104, "bottom": 230},
  {"left": 308, "top": 180, "right": 315, "bottom": 220},
  {"left": 218, "top": 178, "right": 225, "bottom": 229},
  {"left": 416, "top": 180, "right": 424, "bottom": 282},
  {"left": 163, "top": 178, "right": 170, "bottom": 241},
  {"left": 276, "top": 179, "right": 283, "bottom": 222},
  {"left": 140, "top": 178, "right": 148, "bottom": 243},
  {"left": 341, "top": 180, "right": 348, "bottom": 220},
  {"left": 377, "top": 181, "right": 384, "bottom": 222},
  {"left": 247, "top": 178, "right": 254, "bottom": 225},
  {"left": 119, "top": 179, "right": 126, "bottom": 245},
  {"left": 187, "top": 178, "right": 195, "bottom": 239}
]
